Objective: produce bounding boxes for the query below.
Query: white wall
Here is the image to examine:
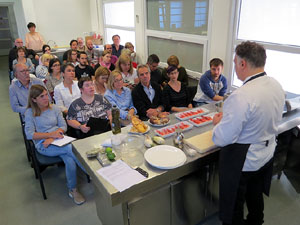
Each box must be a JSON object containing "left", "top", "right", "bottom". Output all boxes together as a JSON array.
[
  {"left": 209, "top": 0, "right": 233, "bottom": 78},
  {"left": 21, "top": 0, "right": 93, "bottom": 47}
]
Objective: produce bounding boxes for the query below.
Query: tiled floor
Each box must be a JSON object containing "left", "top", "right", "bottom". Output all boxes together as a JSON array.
[{"left": 1, "top": 55, "right": 300, "bottom": 225}]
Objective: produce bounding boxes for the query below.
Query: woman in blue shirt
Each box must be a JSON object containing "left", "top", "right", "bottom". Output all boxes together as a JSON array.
[
  {"left": 104, "top": 70, "right": 136, "bottom": 126},
  {"left": 25, "top": 84, "right": 86, "bottom": 205}
]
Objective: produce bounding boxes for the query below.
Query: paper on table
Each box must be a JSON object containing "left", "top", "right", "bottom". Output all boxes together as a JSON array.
[
  {"left": 51, "top": 135, "right": 76, "bottom": 147},
  {"left": 97, "top": 160, "right": 146, "bottom": 192}
]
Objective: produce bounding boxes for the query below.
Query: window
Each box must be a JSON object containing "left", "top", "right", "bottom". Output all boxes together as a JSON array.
[
  {"left": 231, "top": 0, "right": 300, "bottom": 94},
  {"left": 103, "top": 1, "right": 135, "bottom": 46},
  {"left": 146, "top": 0, "right": 210, "bottom": 76}
]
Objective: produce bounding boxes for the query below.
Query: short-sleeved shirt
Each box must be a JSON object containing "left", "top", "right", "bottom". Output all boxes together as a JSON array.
[
  {"left": 75, "top": 65, "right": 94, "bottom": 80},
  {"left": 67, "top": 94, "right": 112, "bottom": 124},
  {"left": 162, "top": 83, "right": 190, "bottom": 112}
]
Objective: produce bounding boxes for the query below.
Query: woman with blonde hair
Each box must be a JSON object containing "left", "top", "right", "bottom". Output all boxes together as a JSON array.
[
  {"left": 124, "top": 42, "right": 137, "bottom": 65},
  {"left": 94, "top": 50, "right": 115, "bottom": 72},
  {"left": 162, "top": 55, "right": 188, "bottom": 86},
  {"left": 94, "top": 66, "right": 110, "bottom": 95},
  {"left": 36, "top": 53, "right": 53, "bottom": 79},
  {"left": 104, "top": 70, "right": 136, "bottom": 126},
  {"left": 25, "top": 84, "right": 87, "bottom": 205},
  {"left": 115, "top": 54, "right": 138, "bottom": 89}
]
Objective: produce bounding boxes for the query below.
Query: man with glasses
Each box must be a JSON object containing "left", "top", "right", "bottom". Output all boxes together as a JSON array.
[
  {"left": 104, "top": 44, "right": 118, "bottom": 65},
  {"left": 8, "top": 38, "right": 39, "bottom": 72},
  {"left": 9, "top": 64, "right": 46, "bottom": 117}
]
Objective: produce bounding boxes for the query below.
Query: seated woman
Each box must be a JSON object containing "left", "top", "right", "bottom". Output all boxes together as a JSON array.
[
  {"left": 25, "top": 22, "right": 44, "bottom": 51},
  {"left": 36, "top": 54, "right": 53, "bottom": 79},
  {"left": 54, "top": 63, "right": 81, "bottom": 114},
  {"left": 94, "top": 66, "right": 110, "bottom": 96},
  {"left": 115, "top": 54, "right": 139, "bottom": 89},
  {"left": 124, "top": 42, "right": 137, "bottom": 67},
  {"left": 162, "top": 65, "right": 193, "bottom": 112},
  {"left": 25, "top": 84, "right": 86, "bottom": 205},
  {"left": 66, "top": 49, "right": 79, "bottom": 67},
  {"left": 67, "top": 77, "right": 112, "bottom": 139},
  {"left": 94, "top": 50, "right": 115, "bottom": 72},
  {"left": 38, "top": 44, "right": 58, "bottom": 65},
  {"left": 12, "top": 47, "right": 35, "bottom": 75},
  {"left": 45, "top": 58, "right": 63, "bottom": 97},
  {"left": 162, "top": 55, "right": 188, "bottom": 86},
  {"left": 104, "top": 70, "right": 136, "bottom": 126}
]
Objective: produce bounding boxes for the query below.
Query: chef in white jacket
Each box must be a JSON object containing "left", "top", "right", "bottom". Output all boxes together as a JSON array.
[{"left": 212, "top": 41, "right": 285, "bottom": 225}]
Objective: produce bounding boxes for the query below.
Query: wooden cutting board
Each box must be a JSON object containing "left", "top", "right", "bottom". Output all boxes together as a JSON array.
[{"left": 184, "top": 130, "right": 216, "bottom": 153}]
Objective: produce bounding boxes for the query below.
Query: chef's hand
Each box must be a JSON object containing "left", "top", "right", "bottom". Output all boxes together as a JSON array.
[{"left": 213, "top": 112, "right": 223, "bottom": 125}]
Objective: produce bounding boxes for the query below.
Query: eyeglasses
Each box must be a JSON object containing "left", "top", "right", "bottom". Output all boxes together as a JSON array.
[
  {"left": 114, "top": 78, "right": 123, "bottom": 83},
  {"left": 18, "top": 69, "right": 30, "bottom": 74},
  {"left": 52, "top": 64, "right": 60, "bottom": 67}
]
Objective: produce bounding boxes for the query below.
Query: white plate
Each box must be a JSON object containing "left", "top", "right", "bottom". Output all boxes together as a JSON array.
[
  {"left": 144, "top": 145, "right": 187, "bottom": 169},
  {"left": 174, "top": 107, "right": 209, "bottom": 120},
  {"left": 128, "top": 124, "right": 150, "bottom": 134},
  {"left": 147, "top": 119, "right": 170, "bottom": 127}
]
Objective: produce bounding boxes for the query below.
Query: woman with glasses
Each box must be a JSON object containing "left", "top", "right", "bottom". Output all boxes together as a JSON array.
[
  {"left": 66, "top": 49, "right": 79, "bottom": 67},
  {"left": 162, "top": 65, "right": 192, "bottom": 112},
  {"left": 94, "top": 50, "right": 115, "bottom": 72},
  {"left": 104, "top": 70, "right": 136, "bottom": 126},
  {"left": 54, "top": 64, "right": 81, "bottom": 115},
  {"left": 45, "top": 58, "right": 63, "bottom": 97},
  {"left": 94, "top": 66, "right": 110, "bottom": 96},
  {"left": 67, "top": 77, "right": 112, "bottom": 138},
  {"left": 25, "top": 84, "right": 87, "bottom": 205}
]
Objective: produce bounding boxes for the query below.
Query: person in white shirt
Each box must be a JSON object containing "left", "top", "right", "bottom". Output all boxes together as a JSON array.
[
  {"left": 54, "top": 63, "right": 81, "bottom": 115},
  {"left": 212, "top": 41, "right": 285, "bottom": 225}
]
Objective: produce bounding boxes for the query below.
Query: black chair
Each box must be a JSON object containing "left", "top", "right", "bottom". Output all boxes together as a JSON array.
[
  {"left": 19, "top": 113, "right": 32, "bottom": 162},
  {"left": 28, "top": 140, "right": 90, "bottom": 200}
]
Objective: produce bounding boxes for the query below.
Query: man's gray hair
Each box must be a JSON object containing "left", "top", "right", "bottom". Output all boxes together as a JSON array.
[{"left": 137, "top": 64, "right": 150, "bottom": 76}]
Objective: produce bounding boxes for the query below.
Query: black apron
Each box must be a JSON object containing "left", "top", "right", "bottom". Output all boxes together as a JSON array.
[{"left": 219, "top": 72, "right": 273, "bottom": 223}]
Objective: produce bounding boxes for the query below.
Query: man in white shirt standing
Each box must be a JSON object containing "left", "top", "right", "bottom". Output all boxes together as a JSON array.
[{"left": 212, "top": 41, "right": 285, "bottom": 225}]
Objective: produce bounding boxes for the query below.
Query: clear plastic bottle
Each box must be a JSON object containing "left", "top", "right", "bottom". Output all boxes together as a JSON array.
[{"left": 111, "top": 105, "right": 121, "bottom": 134}]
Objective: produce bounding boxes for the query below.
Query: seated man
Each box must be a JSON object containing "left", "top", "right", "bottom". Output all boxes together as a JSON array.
[
  {"left": 8, "top": 38, "right": 39, "bottom": 72},
  {"left": 147, "top": 54, "right": 163, "bottom": 85},
  {"left": 67, "top": 77, "right": 112, "bottom": 138},
  {"left": 63, "top": 40, "right": 78, "bottom": 64},
  {"left": 77, "top": 37, "right": 85, "bottom": 51},
  {"left": 85, "top": 39, "right": 102, "bottom": 67},
  {"left": 104, "top": 44, "right": 118, "bottom": 65},
  {"left": 9, "top": 63, "right": 46, "bottom": 117},
  {"left": 75, "top": 52, "right": 95, "bottom": 80},
  {"left": 193, "top": 58, "right": 227, "bottom": 105},
  {"left": 132, "top": 64, "right": 169, "bottom": 121}
]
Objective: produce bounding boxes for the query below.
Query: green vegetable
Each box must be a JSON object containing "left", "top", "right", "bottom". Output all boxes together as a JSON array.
[
  {"left": 105, "top": 147, "right": 113, "bottom": 153},
  {"left": 107, "top": 152, "right": 116, "bottom": 161}
]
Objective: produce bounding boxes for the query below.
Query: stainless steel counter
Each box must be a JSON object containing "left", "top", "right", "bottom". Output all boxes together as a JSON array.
[{"left": 72, "top": 104, "right": 300, "bottom": 225}]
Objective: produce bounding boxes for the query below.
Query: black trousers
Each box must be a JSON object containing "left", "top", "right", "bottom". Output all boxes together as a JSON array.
[{"left": 223, "top": 159, "right": 273, "bottom": 225}]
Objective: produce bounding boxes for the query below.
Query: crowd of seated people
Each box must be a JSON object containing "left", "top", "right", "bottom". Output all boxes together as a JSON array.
[{"left": 8, "top": 27, "right": 228, "bottom": 205}]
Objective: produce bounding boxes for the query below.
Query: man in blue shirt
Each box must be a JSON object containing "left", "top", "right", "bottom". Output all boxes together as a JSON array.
[
  {"left": 9, "top": 63, "right": 46, "bottom": 117},
  {"left": 193, "top": 58, "right": 227, "bottom": 105}
]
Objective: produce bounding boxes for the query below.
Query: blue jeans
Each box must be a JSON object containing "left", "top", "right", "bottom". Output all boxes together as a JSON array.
[{"left": 36, "top": 142, "right": 86, "bottom": 190}]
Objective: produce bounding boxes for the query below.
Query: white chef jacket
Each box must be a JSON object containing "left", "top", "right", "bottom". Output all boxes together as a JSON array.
[{"left": 213, "top": 74, "right": 285, "bottom": 171}]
